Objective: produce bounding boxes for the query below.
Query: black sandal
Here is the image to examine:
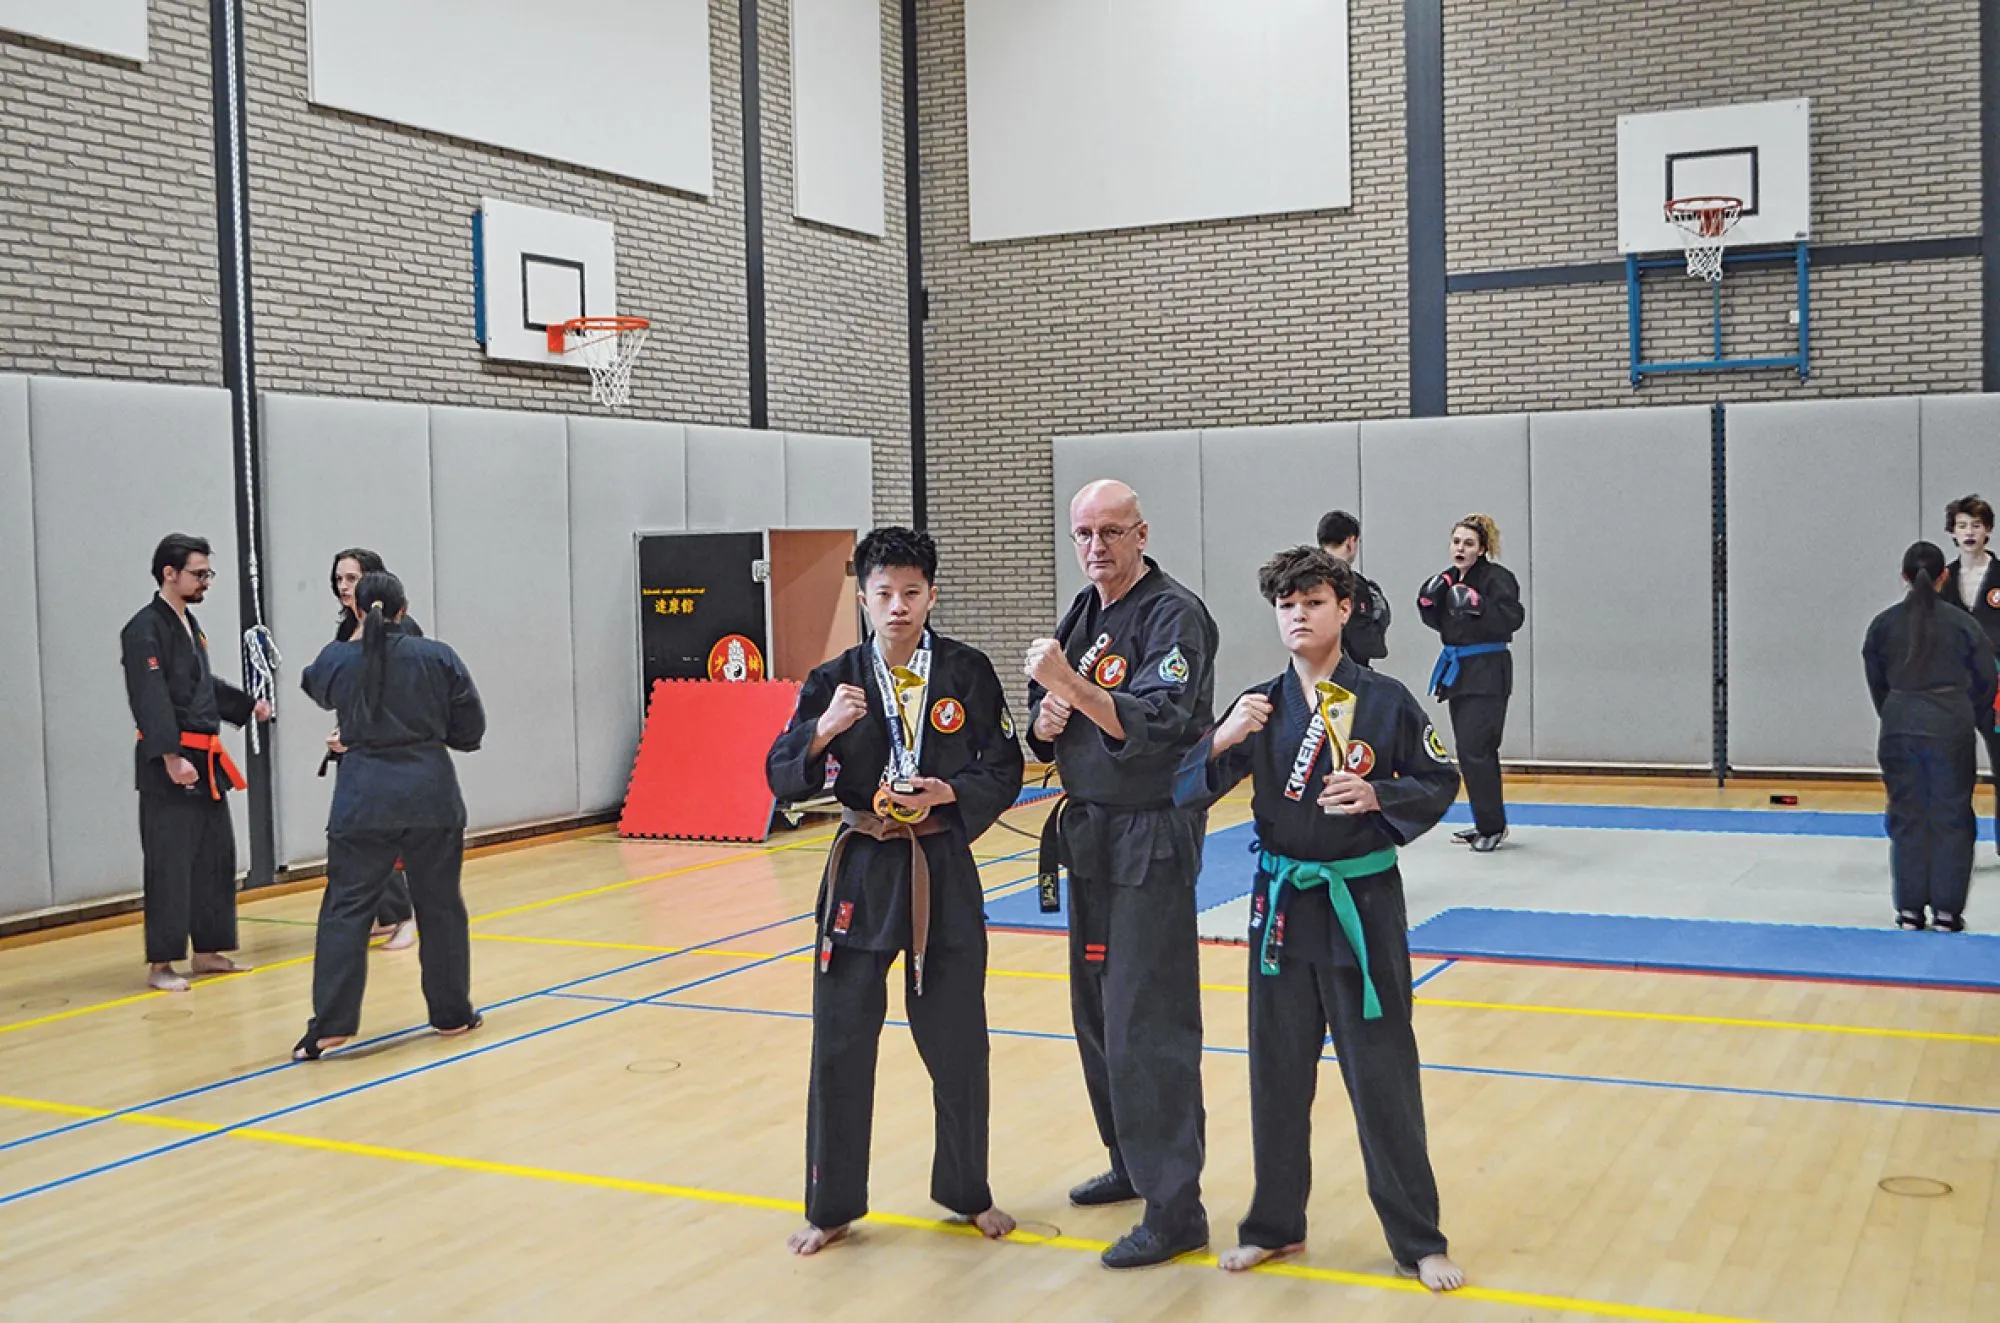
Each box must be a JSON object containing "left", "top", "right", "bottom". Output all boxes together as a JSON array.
[
  {"left": 434, "top": 1012, "right": 484, "bottom": 1037},
  {"left": 1931, "top": 911, "right": 1966, "bottom": 933},
  {"left": 1896, "top": 910, "right": 1928, "bottom": 931},
  {"left": 291, "top": 1029, "right": 351, "bottom": 1061}
]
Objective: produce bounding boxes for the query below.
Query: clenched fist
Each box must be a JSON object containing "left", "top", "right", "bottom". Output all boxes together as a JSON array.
[
  {"left": 1212, "top": 692, "right": 1273, "bottom": 754},
  {"left": 1023, "top": 638, "right": 1074, "bottom": 694},
  {"left": 1034, "top": 693, "right": 1074, "bottom": 742},
  {"left": 816, "top": 683, "right": 870, "bottom": 743}
]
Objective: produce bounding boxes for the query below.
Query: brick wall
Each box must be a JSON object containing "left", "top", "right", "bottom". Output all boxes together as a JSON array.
[
  {"left": 0, "top": 2, "right": 219, "bottom": 383},
  {"left": 759, "top": 0, "right": 913, "bottom": 523},
  {"left": 916, "top": 0, "right": 1411, "bottom": 665},
  {"left": 1442, "top": 0, "right": 1982, "bottom": 410}
]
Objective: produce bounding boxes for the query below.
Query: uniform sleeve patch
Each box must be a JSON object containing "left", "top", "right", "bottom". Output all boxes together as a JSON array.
[
  {"left": 1158, "top": 645, "right": 1190, "bottom": 685},
  {"left": 1424, "top": 724, "right": 1452, "bottom": 763},
  {"left": 999, "top": 706, "right": 1014, "bottom": 739}
]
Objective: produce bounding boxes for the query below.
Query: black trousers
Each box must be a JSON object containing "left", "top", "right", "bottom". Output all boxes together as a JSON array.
[
  {"left": 139, "top": 791, "right": 238, "bottom": 964},
  {"left": 1238, "top": 875, "right": 1447, "bottom": 1266},
  {"left": 1068, "top": 869, "right": 1207, "bottom": 1234},
  {"left": 1447, "top": 694, "right": 1509, "bottom": 836},
  {"left": 306, "top": 827, "right": 474, "bottom": 1040},
  {"left": 1880, "top": 732, "right": 1977, "bottom": 919},
  {"left": 804, "top": 943, "right": 993, "bottom": 1229},
  {"left": 375, "top": 865, "right": 413, "bottom": 927}
]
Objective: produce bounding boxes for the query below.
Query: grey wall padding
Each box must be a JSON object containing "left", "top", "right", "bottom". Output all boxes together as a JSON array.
[
  {"left": 429, "top": 407, "right": 579, "bottom": 828},
  {"left": 1529, "top": 406, "right": 1713, "bottom": 765},
  {"left": 1199, "top": 423, "right": 1361, "bottom": 705},
  {"left": 0, "top": 376, "right": 53, "bottom": 916},
  {"left": 260, "top": 393, "right": 436, "bottom": 866},
  {"left": 1050, "top": 430, "right": 1205, "bottom": 620},
  {"left": 1728, "top": 397, "right": 1922, "bottom": 769},
  {"left": 568, "top": 417, "right": 688, "bottom": 812},
  {"left": 1358, "top": 415, "right": 1533, "bottom": 760},
  {"left": 687, "top": 426, "right": 787, "bottom": 530},
  {"left": 783, "top": 431, "right": 874, "bottom": 531},
  {"left": 30, "top": 378, "right": 244, "bottom": 906}
]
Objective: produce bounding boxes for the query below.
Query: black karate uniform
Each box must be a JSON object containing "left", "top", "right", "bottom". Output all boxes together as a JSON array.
[
  {"left": 1028, "top": 559, "right": 1217, "bottom": 1237},
  {"left": 1942, "top": 557, "right": 2000, "bottom": 852},
  {"left": 1417, "top": 557, "right": 1524, "bottom": 838},
  {"left": 1176, "top": 656, "right": 1458, "bottom": 1267},
  {"left": 766, "top": 633, "right": 1024, "bottom": 1231},
  {"left": 300, "top": 620, "right": 485, "bottom": 1038},
  {"left": 325, "top": 610, "right": 423, "bottom": 929},
  {"left": 1862, "top": 598, "right": 1996, "bottom": 923},
  {"left": 1345, "top": 568, "right": 1391, "bottom": 669},
  {"left": 121, "top": 595, "right": 255, "bottom": 965}
]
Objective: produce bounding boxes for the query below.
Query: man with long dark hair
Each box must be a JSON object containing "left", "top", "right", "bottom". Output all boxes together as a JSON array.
[
  {"left": 295, "top": 570, "right": 485, "bottom": 1059},
  {"left": 121, "top": 533, "right": 270, "bottom": 992}
]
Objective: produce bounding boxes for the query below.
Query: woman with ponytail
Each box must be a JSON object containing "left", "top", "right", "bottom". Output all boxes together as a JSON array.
[
  {"left": 327, "top": 548, "right": 419, "bottom": 949},
  {"left": 1863, "top": 542, "right": 1997, "bottom": 931},
  {"left": 1417, "top": 514, "right": 1525, "bottom": 853},
  {"left": 296, "top": 570, "right": 487, "bottom": 1059}
]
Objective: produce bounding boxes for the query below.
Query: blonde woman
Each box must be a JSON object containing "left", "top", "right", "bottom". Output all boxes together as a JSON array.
[{"left": 1417, "top": 515, "right": 1524, "bottom": 852}]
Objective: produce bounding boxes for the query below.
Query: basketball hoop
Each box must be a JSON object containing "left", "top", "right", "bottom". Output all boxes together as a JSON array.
[
  {"left": 1664, "top": 196, "right": 1743, "bottom": 282},
  {"left": 547, "top": 316, "right": 650, "bottom": 407}
]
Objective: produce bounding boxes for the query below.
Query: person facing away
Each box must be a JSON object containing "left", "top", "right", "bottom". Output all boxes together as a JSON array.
[
  {"left": 294, "top": 570, "right": 485, "bottom": 1060},
  {"left": 120, "top": 532, "right": 270, "bottom": 992},
  {"left": 1863, "top": 541, "right": 1996, "bottom": 933}
]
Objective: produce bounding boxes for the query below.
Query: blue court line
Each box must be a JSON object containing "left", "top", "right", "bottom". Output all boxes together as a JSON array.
[
  {"left": 1438, "top": 799, "right": 1958, "bottom": 841},
  {"left": 0, "top": 854, "right": 1050, "bottom": 1200},
  {"left": 546, "top": 990, "right": 2000, "bottom": 1120},
  {"left": 1411, "top": 958, "right": 1458, "bottom": 991}
]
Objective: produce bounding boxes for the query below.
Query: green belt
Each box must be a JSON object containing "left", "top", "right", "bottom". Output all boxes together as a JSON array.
[{"left": 1255, "top": 845, "right": 1398, "bottom": 1020}]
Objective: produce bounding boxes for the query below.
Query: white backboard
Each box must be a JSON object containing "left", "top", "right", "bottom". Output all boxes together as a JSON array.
[
  {"left": 474, "top": 199, "right": 619, "bottom": 366},
  {"left": 1617, "top": 98, "right": 1811, "bottom": 254},
  {"left": 0, "top": 0, "right": 147, "bottom": 61},
  {"left": 791, "top": 0, "right": 885, "bottom": 236}
]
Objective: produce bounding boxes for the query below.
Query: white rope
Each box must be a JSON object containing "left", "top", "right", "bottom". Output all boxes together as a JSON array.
[{"left": 243, "top": 625, "right": 281, "bottom": 754}]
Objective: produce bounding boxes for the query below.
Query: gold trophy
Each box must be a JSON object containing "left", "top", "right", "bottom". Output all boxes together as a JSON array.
[
  {"left": 874, "top": 664, "right": 930, "bottom": 824},
  {"left": 1315, "top": 679, "right": 1356, "bottom": 813}
]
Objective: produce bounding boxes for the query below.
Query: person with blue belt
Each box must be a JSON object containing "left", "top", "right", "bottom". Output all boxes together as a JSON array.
[
  {"left": 1418, "top": 513, "right": 1524, "bottom": 853},
  {"left": 1864, "top": 541, "right": 1996, "bottom": 932},
  {"left": 1176, "top": 546, "right": 1463, "bottom": 1291}
]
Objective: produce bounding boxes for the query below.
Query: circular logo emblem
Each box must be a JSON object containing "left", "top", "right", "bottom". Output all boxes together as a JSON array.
[
  {"left": 706, "top": 634, "right": 765, "bottom": 682},
  {"left": 1345, "top": 740, "right": 1376, "bottom": 776},
  {"left": 1423, "top": 724, "right": 1451, "bottom": 763},
  {"left": 1986, "top": 587, "right": 2000, "bottom": 610},
  {"left": 1094, "top": 654, "right": 1128, "bottom": 688},
  {"left": 930, "top": 697, "right": 965, "bottom": 733}
]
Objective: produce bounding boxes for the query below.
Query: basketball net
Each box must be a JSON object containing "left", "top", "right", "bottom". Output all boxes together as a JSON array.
[
  {"left": 549, "top": 317, "right": 650, "bottom": 408},
  {"left": 1664, "top": 198, "right": 1742, "bottom": 282}
]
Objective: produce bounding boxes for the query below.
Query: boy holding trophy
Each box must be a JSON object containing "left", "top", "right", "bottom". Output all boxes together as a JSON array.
[{"left": 1175, "top": 546, "right": 1465, "bottom": 1292}]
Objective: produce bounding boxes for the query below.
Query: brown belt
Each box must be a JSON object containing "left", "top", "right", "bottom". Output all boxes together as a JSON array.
[{"left": 819, "top": 807, "right": 949, "bottom": 995}]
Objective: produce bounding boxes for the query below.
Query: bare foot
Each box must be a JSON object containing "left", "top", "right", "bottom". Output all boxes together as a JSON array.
[
  {"left": 972, "top": 1207, "right": 1016, "bottom": 1240},
  {"left": 1218, "top": 1242, "right": 1303, "bottom": 1272},
  {"left": 369, "top": 922, "right": 397, "bottom": 940},
  {"left": 787, "top": 1223, "right": 850, "bottom": 1255},
  {"left": 381, "top": 920, "right": 417, "bottom": 952},
  {"left": 190, "top": 953, "right": 250, "bottom": 975},
  {"left": 1399, "top": 1253, "right": 1466, "bottom": 1292},
  {"left": 147, "top": 965, "right": 190, "bottom": 993}
]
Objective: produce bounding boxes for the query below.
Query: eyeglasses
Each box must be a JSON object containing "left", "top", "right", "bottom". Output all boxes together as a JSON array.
[
  {"left": 1072, "top": 525, "right": 1137, "bottom": 547},
  {"left": 180, "top": 569, "right": 217, "bottom": 583}
]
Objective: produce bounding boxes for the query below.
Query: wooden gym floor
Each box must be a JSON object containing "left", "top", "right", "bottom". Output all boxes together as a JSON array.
[{"left": 0, "top": 777, "right": 1995, "bottom": 1322}]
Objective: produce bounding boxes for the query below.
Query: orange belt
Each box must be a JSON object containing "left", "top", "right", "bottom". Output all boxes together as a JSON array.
[{"left": 178, "top": 731, "right": 245, "bottom": 800}]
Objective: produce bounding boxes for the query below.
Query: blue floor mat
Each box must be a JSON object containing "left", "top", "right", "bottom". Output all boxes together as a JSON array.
[
  {"left": 1437, "top": 800, "right": 1942, "bottom": 839},
  {"left": 1407, "top": 907, "right": 2000, "bottom": 990},
  {"left": 984, "top": 821, "right": 1263, "bottom": 933}
]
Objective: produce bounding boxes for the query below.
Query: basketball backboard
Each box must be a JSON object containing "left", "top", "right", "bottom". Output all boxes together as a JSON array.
[
  {"left": 472, "top": 199, "right": 620, "bottom": 365},
  {"left": 1617, "top": 98, "right": 1811, "bottom": 254}
]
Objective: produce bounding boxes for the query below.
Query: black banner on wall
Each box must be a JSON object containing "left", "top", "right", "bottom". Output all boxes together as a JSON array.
[{"left": 637, "top": 532, "right": 771, "bottom": 700}]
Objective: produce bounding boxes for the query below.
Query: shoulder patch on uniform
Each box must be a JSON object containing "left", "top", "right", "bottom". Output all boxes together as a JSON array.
[
  {"left": 1345, "top": 739, "right": 1376, "bottom": 776},
  {"left": 1424, "top": 724, "right": 1451, "bottom": 763},
  {"left": 929, "top": 697, "right": 965, "bottom": 734},
  {"left": 1158, "top": 645, "right": 1190, "bottom": 685},
  {"left": 999, "top": 705, "right": 1014, "bottom": 739},
  {"left": 1094, "top": 654, "right": 1128, "bottom": 688},
  {"left": 146, "top": 656, "right": 159, "bottom": 670},
  {"left": 1986, "top": 587, "right": 2000, "bottom": 610}
]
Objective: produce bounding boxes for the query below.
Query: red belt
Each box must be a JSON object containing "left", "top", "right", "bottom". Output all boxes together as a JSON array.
[{"left": 179, "top": 731, "right": 245, "bottom": 800}]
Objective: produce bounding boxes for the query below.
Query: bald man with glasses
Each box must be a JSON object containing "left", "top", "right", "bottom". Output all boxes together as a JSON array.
[{"left": 1024, "top": 480, "right": 1219, "bottom": 1269}]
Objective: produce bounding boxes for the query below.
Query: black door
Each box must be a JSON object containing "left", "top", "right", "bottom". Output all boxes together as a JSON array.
[{"left": 637, "top": 531, "right": 770, "bottom": 699}]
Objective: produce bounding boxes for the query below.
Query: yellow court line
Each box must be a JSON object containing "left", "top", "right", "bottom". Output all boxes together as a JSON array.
[
  {"left": 0, "top": 1092, "right": 1767, "bottom": 1323},
  {"left": 0, "top": 955, "right": 316, "bottom": 1039},
  {"left": 461, "top": 934, "right": 2000, "bottom": 1048}
]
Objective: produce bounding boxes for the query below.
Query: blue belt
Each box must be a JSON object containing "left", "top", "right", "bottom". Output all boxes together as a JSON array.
[{"left": 1429, "top": 642, "right": 1509, "bottom": 697}]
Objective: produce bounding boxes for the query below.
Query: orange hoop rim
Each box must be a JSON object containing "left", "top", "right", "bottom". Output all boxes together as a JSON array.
[
  {"left": 546, "top": 315, "right": 651, "bottom": 354},
  {"left": 1664, "top": 195, "right": 1743, "bottom": 239}
]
